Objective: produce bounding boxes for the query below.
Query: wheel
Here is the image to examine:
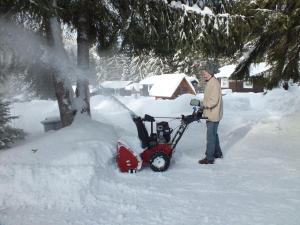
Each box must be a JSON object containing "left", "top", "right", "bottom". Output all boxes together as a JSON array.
[{"left": 149, "top": 152, "right": 170, "bottom": 172}]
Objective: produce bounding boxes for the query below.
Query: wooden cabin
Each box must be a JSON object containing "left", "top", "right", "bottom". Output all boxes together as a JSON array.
[
  {"left": 140, "top": 74, "right": 196, "bottom": 100},
  {"left": 215, "top": 63, "right": 271, "bottom": 93}
]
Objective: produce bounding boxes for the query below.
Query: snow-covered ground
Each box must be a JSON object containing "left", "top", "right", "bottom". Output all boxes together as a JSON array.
[{"left": 1, "top": 87, "right": 300, "bottom": 225}]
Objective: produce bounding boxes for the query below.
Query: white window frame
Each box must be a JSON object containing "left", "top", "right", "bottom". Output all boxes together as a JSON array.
[
  {"left": 220, "top": 78, "right": 229, "bottom": 88},
  {"left": 243, "top": 80, "right": 253, "bottom": 89}
]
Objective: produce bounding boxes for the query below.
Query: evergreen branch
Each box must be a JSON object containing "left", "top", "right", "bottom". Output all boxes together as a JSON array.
[{"left": 232, "top": 36, "right": 270, "bottom": 79}]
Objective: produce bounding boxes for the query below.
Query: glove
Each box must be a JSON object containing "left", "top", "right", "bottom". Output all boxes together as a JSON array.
[{"left": 199, "top": 101, "right": 206, "bottom": 110}]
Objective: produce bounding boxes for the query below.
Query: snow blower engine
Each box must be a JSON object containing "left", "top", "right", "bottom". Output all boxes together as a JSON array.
[{"left": 116, "top": 98, "right": 207, "bottom": 173}]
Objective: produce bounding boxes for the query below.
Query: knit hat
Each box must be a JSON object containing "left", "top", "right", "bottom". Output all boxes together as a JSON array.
[{"left": 203, "top": 60, "right": 220, "bottom": 75}]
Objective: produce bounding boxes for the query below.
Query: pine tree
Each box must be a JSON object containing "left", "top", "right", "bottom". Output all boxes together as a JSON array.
[
  {"left": 0, "top": 98, "right": 25, "bottom": 149},
  {"left": 232, "top": 0, "right": 300, "bottom": 89},
  {"left": 119, "top": 0, "right": 251, "bottom": 77}
]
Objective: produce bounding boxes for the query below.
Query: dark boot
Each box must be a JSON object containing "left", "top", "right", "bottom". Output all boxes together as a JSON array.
[{"left": 198, "top": 157, "right": 214, "bottom": 164}]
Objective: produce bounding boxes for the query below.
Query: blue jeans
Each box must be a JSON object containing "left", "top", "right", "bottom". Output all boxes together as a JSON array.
[{"left": 205, "top": 121, "right": 222, "bottom": 160}]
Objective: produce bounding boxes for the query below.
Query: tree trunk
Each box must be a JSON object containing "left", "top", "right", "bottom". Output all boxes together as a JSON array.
[
  {"left": 75, "top": 78, "right": 91, "bottom": 116},
  {"left": 47, "top": 0, "right": 76, "bottom": 126},
  {"left": 283, "top": 81, "right": 289, "bottom": 90},
  {"left": 76, "top": 14, "right": 91, "bottom": 116},
  {"left": 77, "top": 15, "right": 90, "bottom": 69},
  {"left": 54, "top": 78, "right": 75, "bottom": 126}
]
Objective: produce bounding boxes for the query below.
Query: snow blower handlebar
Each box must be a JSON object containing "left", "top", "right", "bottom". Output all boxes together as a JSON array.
[
  {"left": 140, "top": 99, "right": 207, "bottom": 126},
  {"left": 181, "top": 99, "right": 208, "bottom": 124},
  {"left": 111, "top": 96, "right": 207, "bottom": 122},
  {"left": 169, "top": 107, "right": 206, "bottom": 149}
]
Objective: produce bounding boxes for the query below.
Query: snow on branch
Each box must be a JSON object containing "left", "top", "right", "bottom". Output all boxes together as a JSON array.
[{"left": 100, "top": 0, "right": 121, "bottom": 22}]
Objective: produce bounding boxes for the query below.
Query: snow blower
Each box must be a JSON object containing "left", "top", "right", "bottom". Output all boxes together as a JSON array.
[{"left": 115, "top": 97, "right": 207, "bottom": 173}]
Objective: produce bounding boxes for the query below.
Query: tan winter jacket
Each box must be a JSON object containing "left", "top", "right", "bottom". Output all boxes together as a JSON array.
[{"left": 203, "top": 76, "right": 223, "bottom": 122}]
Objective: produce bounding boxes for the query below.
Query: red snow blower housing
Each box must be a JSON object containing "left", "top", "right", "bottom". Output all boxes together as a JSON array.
[{"left": 116, "top": 99, "right": 207, "bottom": 173}]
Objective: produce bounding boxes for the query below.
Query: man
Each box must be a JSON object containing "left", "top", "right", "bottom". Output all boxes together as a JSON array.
[{"left": 198, "top": 66, "right": 223, "bottom": 164}]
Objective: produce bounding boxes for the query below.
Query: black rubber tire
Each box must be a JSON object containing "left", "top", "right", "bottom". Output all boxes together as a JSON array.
[{"left": 149, "top": 152, "right": 170, "bottom": 172}]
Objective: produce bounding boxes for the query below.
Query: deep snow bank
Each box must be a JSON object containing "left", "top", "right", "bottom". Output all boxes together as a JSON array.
[
  {"left": 0, "top": 116, "right": 118, "bottom": 209},
  {"left": 220, "top": 86, "right": 300, "bottom": 141}
]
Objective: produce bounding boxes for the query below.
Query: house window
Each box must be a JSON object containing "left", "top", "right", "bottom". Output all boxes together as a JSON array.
[
  {"left": 243, "top": 80, "right": 253, "bottom": 89},
  {"left": 220, "top": 78, "right": 229, "bottom": 88}
]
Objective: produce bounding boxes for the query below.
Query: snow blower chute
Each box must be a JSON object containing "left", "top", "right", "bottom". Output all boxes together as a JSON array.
[{"left": 115, "top": 97, "right": 207, "bottom": 172}]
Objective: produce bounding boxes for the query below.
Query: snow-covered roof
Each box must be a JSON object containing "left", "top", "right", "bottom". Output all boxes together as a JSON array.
[
  {"left": 140, "top": 74, "right": 198, "bottom": 85},
  {"left": 100, "top": 81, "right": 132, "bottom": 89},
  {"left": 250, "top": 62, "right": 271, "bottom": 76},
  {"left": 186, "top": 76, "right": 199, "bottom": 83},
  {"left": 215, "top": 62, "right": 271, "bottom": 78},
  {"left": 148, "top": 73, "right": 196, "bottom": 98},
  {"left": 72, "top": 85, "right": 98, "bottom": 93},
  {"left": 214, "top": 65, "right": 236, "bottom": 78},
  {"left": 125, "top": 83, "right": 141, "bottom": 91}
]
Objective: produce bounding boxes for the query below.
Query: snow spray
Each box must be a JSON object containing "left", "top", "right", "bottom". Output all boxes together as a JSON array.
[{"left": 0, "top": 19, "right": 89, "bottom": 84}]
